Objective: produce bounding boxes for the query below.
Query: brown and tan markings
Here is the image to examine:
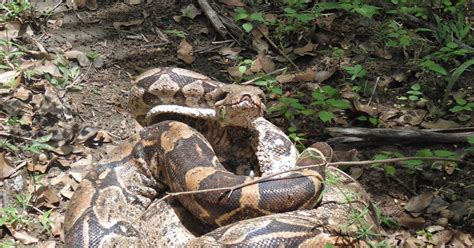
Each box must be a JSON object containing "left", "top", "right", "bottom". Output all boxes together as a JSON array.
[{"left": 65, "top": 67, "right": 381, "bottom": 247}]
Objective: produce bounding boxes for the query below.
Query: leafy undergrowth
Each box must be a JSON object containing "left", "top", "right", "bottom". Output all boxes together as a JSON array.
[{"left": 0, "top": 0, "right": 473, "bottom": 247}]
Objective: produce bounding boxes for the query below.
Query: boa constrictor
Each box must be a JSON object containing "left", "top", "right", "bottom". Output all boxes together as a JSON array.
[{"left": 64, "top": 68, "right": 381, "bottom": 247}]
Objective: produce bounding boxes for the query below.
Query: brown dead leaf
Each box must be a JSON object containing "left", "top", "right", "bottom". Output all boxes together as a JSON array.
[
  {"left": 295, "top": 68, "right": 316, "bottom": 82},
  {"left": 0, "top": 70, "right": 20, "bottom": 86},
  {"left": 35, "top": 61, "right": 61, "bottom": 77},
  {"left": 405, "top": 192, "right": 433, "bottom": 213},
  {"left": 177, "top": 40, "right": 195, "bottom": 64},
  {"left": 431, "top": 229, "right": 453, "bottom": 246},
  {"left": 218, "top": 47, "right": 242, "bottom": 59},
  {"left": 252, "top": 37, "right": 269, "bottom": 54},
  {"left": 64, "top": 50, "right": 90, "bottom": 67},
  {"left": 294, "top": 41, "right": 318, "bottom": 56},
  {"left": 398, "top": 215, "right": 426, "bottom": 229},
  {"left": 450, "top": 231, "right": 472, "bottom": 246},
  {"left": 227, "top": 66, "right": 244, "bottom": 78},
  {"left": 113, "top": 19, "right": 144, "bottom": 30},
  {"left": 34, "top": 186, "right": 61, "bottom": 208},
  {"left": 69, "top": 155, "right": 93, "bottom": 182},
  {"left": 254, "top": 54, "right": 275, "bottom": 73},
  {"left": 218, "top": 0, "right": 244, "bottom": 6},
  {"left": 10, "top": 230, "right": 38, "bottom": 245},
  {"left": 36, "top": 241, "right": 56, "bottom": 248},
  {"left": 181, "top": 4, "right": 201, "bottom": 19},
  {"left": 397, "top": 109, "right": 427, "bottom": 126},
  {"left": 421, "top": 119, "right": 461, "bottom": 129},
  {"left": 93, "top": 130, "right": 114, "bottom": 143},
  {"left": 0, "top": 22, "right": 33, "bottom": 40},
  {"left": 50, "top": 211, "right": 63, "bottom": 237},
  {"left": 0, "top": 153, "right": 15, "bottom": 179},
  {"left": 352, "top": 99, "right": 377, "bottom": 116},
  {"left": 276, "top": 74, "right": 296, "bottom": 84},
  {"left": 13, "top": 86, "right": 32, "bottom": 101}
]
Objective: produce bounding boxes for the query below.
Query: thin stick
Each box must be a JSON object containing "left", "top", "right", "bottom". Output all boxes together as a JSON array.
[
  {"left": 257, "top": 26, "right": 299, "bottom": 70},
  {"left": 159, "top": 156, "right": 472, "bottom": 200},
  {"left": 197, "top": 0, "right": 228, "bottom": 38}
]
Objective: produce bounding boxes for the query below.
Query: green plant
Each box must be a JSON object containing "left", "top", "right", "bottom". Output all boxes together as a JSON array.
[
  {"left": 342, "top": 64, "right": 367, "bottom": 81},
  {"left": 441, "top": 59, "right": 474, "bottom": 111},
  {"left": 0, "top": 0, "right": 33, "bottom": 22},
  {"left": 309, "top": 85, "right": 352, "bottom": 122},
  {"left": 267, "top": 94, "right": 306, "bottom": 120},
  {"left": 24, "top": 134, "right": 53, "bottom": 154},
  {"left": 288, "top": 125, "right": 306, "bottom": 151},
  {"left": 163, "top": 29, "right": 187, "bottom": 38},
  {"left": 317, "top": 0, "right": 381, "bottom": 19},
  {"left": 355, "top": 115, "right": 379, "bottom": 126},
  {"left": 0, "top": 138, "right": 20, "bottom": 153},
  {"left": 45, "top": 56, "right": 80, "bottom": 88},
  {"left": 449, "top": 96, "right": 474, "bottom": 114},
  {"left": 0, "top": 206, "right": 30, "bottom": 228},
  {"left": 87, "top": 51, "right": 99, "bottom": 60},
  {"left": 15, "top": 194, "right": 32, "bottom": 209},
  {"left": 0, "top": 39, "right": 26, "bottom": 69},
  {"left": 234, "top": 8, "right": 265, "bottom": 33},
  {"left": 384, "top": 20, "right": 412, "bottom": 49},
  {"left": 38, "top": 209, "right": 55, "bottom": 233},
  {"left": 398, "top": 83, "right": 423, "bottom": 101}
]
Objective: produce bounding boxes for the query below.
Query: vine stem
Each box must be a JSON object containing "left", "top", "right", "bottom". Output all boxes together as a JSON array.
[{"left": 159, "top": 156, "right": 471, "bottom": 200}]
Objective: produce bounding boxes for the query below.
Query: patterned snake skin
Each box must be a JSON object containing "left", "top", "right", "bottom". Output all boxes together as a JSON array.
[{"left": 64, "top": 68, "right": 381, "bottom": 247}]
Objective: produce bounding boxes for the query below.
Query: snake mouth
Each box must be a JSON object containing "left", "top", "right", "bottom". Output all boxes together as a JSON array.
[{"left": 215, "top": 95, "right": 265, "bottom": 115}]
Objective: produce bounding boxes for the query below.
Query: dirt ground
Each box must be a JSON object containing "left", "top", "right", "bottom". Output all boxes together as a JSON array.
[{"left": 1, "top": 1, "right": 473, "bottom": 247}]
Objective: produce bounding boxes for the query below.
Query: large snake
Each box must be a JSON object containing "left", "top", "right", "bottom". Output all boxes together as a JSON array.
[{"left": 64, "top": 68, "right": 381, "bottom": 247}]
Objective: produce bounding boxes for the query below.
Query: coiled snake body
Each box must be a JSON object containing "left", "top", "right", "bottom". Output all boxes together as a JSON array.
[{"left": 64, "top": 68, "right": 381, "bottom": 247}]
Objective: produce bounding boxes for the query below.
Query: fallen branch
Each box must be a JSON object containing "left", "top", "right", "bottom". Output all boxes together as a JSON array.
[
  {"left": 325, "top": 127, "right": 473, "bottom": 145},
  {"left": 197, "top": 0, "right": 228, "bottom": 38},
  {"left": 159, "top": 156, "right": 472, "bottom": 200}
]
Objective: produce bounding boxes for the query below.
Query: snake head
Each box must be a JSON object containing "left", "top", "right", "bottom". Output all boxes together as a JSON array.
[{"left": 212, "top": 84, "right": 266, "bottom": 127}]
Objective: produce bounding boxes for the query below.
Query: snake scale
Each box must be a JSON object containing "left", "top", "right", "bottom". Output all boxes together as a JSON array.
[{"left": 64, "top": 67, "right": 381, "bottom": 247}]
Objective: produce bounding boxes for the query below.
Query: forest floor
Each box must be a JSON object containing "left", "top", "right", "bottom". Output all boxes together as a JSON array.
[{"left": 0, "top": 1, "right": 473, "bottom": 247}]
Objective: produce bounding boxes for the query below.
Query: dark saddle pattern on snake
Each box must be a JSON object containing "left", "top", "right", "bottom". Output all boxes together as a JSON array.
[{"left": 64, "top": 68, "right": 382, "bottom": 247}]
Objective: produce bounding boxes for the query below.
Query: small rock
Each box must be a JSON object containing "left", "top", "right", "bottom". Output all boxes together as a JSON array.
[
  {"left": 426, "top": 197, "right": 449, "bottom": 214},
  {"left": 448, "top": 201, "right": 469, "bottom": 222},
  {"left": 405, "top": 192, "right": 433, "bottom": 213},
  {"left": 436, "top": 217, "right": 449, "bottom": 226}
]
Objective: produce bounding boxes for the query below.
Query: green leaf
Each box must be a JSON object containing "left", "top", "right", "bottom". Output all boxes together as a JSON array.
[
  {"left": 300, "top": 109, "right": 315, "bottom": 116},
  {"left": 454, "top": 97, "right": 467, "bottom": 106},
  {"left": 0, "top": 139, "right": 20, "bottom": 152},
  {"left": 416, "top": 149, "right": 433, "bottom": 157},
  {"left": 326, "top": 99, "right": 352, "bottom": 109},
  {"left": 449, "top": 105, "right": 464, "bottom": 113},
  {"left": 322, "top": 85, "right": 338, "bottom": 97},
  {"left": 402, "top": 159, "right": 423, "bottom": 169},
  {"left": 270, "top": 87, "right": 283, "bottom": 95},
  {"left": 249, "top": 12, "right": 264, "bottom": 22},
  {"left": 312, "top": 91, "right": 326, "bottom": 102},
  {"left": 356, "top": 115, "right": 368, "bottom": 121},
  {"left": 420, "top": 59, "right": 448, "bottom": 76},
  {"left": 318, "top": 111, "right": 334, "bottom": 122},
  {"left": 411, "top": 83, "right": 421, "bottom": 91},
  {"left": 467, "top": 136, "right": 474, "bottom": 145},
  {"left": 446, "top": 42, "right": 458, "bottom": 49},
  {"left": 234, "top": 8, "right": 248, "bottom": 21},
  {"left": 408, "top": 95, "right": 419, "bottom": 101},
  {"left": 242, "top": 23, "right": 253, "bottom": 32},
  {"left": 238, "top": 66, "right": 247, "bottom": 74},
  {"left": 434, "top": 150, "right": 457, "bottom": 158},
  {"left": 385, "top": 165, "right": 396, "bottom": 176}
]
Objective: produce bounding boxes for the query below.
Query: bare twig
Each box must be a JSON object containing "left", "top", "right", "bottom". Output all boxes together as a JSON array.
[
  {"left": 197, "top": 0, "right": 228, "bottom": 38},
  {"left": 367, "top": 76, "right": 379, "bottom": 105},
  {"left": 158, "top": 156, "right": 472, "bottom": 200},
  {"left": 257, "top": 26, "right": 299, "bottom": 70}
]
